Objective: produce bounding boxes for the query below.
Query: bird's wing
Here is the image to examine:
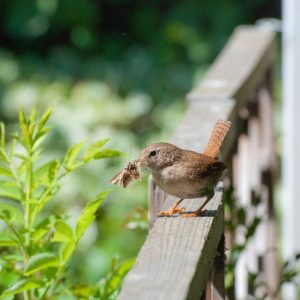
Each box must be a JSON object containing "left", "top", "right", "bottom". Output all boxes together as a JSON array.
[
  {"left": 198, "top": 161, "right": 227, "bottom": 177},
  {"left": 179, "top": 150, "right": 226, "bottom": 180}
]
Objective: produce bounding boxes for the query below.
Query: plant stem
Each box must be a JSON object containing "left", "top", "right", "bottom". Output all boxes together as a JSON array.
[
  {"left": 41, "top": 240, "right": 78, "bottom": 299},
  {"left": 24, "top": 149, "right": 33, "bottom": 250},
  {"left": 40, "top": 267, "right": 63, "bottom": 300},
  {"left": 23, "top": 290, "right": 31, "bottom": 300},
  {"left": 31, "top": 185, "right": 53, "bottom": 224},
  {"left": 4, "top": 219, "right": 28, "bottom": 258}
]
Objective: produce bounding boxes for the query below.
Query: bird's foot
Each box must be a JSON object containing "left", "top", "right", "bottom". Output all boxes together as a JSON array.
[
  {"left": 158, "top": 204, "right": 185, "bottom": 217},
  {"left": 180, "top": 209, "right": 205, "bottom": 218}
]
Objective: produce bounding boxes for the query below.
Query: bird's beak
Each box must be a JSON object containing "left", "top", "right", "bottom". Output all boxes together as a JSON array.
[{"left": 136, "top": 156, "right": 148, "bottom": 167}]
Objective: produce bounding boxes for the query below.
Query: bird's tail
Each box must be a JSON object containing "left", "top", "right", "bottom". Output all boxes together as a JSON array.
[{"left": 203, "top": 120, "right": 231, "bottom": 158}]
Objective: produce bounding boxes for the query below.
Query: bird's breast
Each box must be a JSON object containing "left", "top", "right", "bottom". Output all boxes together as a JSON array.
[{"left": 149, "top": 165, "right": 211, "bottom": 199}]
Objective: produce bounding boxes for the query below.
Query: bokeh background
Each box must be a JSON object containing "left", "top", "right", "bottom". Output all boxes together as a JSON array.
[{"left": 0, "top": 0, "right": 280, "bottom": 288}]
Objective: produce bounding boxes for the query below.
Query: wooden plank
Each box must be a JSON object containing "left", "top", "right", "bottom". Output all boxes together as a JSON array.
[
  {"left": 118, "top": 187, "right": 224, "bottom": 300},
  {"left": 148, "top": 178, "right": 167, "bottom": 230},
  {"left": 188, "top": 26, "right": 275, "bottom": 107},
  {"left": 264, "top": 217, "right": 279, "bottom": 296},
  {"left": 171, "top": 100, "right": 235, "bottom": 152},
  {"left": 148, "top": 178, "right": 157, "bottom": 230},
  {"left": 123, "top": 73, "right": 234, "bottom": 300},
  {"left": 205, "top": 234, "right": 225, "bottom": 300}
]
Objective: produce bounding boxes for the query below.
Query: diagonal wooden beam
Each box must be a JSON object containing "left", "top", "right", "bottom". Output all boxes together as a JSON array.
[{"left": 118, "top": 189, "right": 224, "bottom": 300}]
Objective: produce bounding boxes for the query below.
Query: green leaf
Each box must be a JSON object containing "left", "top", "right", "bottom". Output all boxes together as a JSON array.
[
  {"left": 32, "top": 227, "right": 49, "bottom": 244},
  {"left": 32, "top": 216, "right": 56, "bottom": 244},
  {"left": 0, "top": 181, "right": 22, "bottom": 201},
  {"left": 92, "top": 149, "right": 126, "bottom": 160},
  {"left": 17, "top": 160, "right": 27, "bottom": 177},
  {"left": 34, "top": 161, "right": 52, "bottom": 184},
  {"left": 21, "top": 125, "right": 30, "bottom": 145},
  {"left": 29, "top": 108, "right": 36, "bottom": 124},
  {"left": 116, "top": 258, "right": 135, "bottom": 277},
  {"left": 8, "top": 139, "right": 16, "bottom": 162},
  {"left": 60, "top": 241, "right": 76, "bottom": 263},
  {"left": 32, "top": 221, "right": 50, "bottom": 244},
  {"left": 10, "top": 132, "right": 27, "bottom": 149},
  {"left": 34, "top": 160, "right": 60, "bottom": 186},
  {"left": 32, "top": 127, "right": 51, "bottom": 150},
  {"left": 38, "top": 107, "right": 53, "bottom": 131},
  {"left": 73, "top": 284, "right": 94, "bottom": 298},
  {"left": 52, "top": 220, "right": 74, "bottom": 243},
  {"left": 246, "top": 217, "right": 261, "bottom": 240},
  {"left": 0, "top": 167, "right": 13, "bottom": 178},
  {"left": 24, "top": 253, "right": 60, "bottom": 276},
  {"left": 75, "top": 190, "right": 111, "bottom": 241},
  {"left": 19, "top": 110, "right": 30, "bottom": 145},
  {"left": 28, "top": 122, "right": 36, "bottom": 139},
  {"left": 0, "top": 122, "right": 5, "bottom": 149},
  {"left": 83, "top": 138, "right": 110, "bottom": 162},
  {"left": 18, "top": 110, "right": 27, "bottom": 126},
  {"left": 0, "top": 200, "right": 23, "bottom": 222},
  {"left": 48, "top": 160, "right": 60, "bottom": 182},
  {"left": 98, "top": 258, "right": 135, "bottom": 298},
  {"left": 0, "top": 232, "right": 18, "bottom": 247},
  {"left": 0, "top": 149, "right": 9, "bottom": 163},
  {"left": 0, "top": 279, "right": 41, "bottom": 298},
  {"left": 1, "top": 254, "right": 23, "bottom": 263},
  {"left": 64, "top": 140, "right": 86, "bottom": 167},
  {"left": 14, "top": 153, "right": 27, "bottom": 161}
]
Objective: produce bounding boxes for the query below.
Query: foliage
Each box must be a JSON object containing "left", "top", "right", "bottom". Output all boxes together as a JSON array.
[
  {"left": 224, "top": 187, "right": 261, "bottom": 296},
  {"left": 251, "top": 253, "right": 300, "bottom": 300},
  {"left": 0, "top": 1, "right": 280, "bottom": 114},
  {"left": 0, "top": 108, "right": 128, "bottom": 299},
  {"left": 125, "top": 207, "right": 148, "bottom": 231},
  {"left": 224, "top": 187, "right": 300, "bottom": 299},
  {"left": 0, "top": 0, "right": 281, "bottom": 296},
  {"left": 95, "top": 257, "right": 135, "bottom": 300}
]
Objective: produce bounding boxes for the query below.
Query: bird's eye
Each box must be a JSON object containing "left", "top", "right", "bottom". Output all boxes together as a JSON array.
[{"left": 148, "top": 150, "right": 157, "bottom": 157}]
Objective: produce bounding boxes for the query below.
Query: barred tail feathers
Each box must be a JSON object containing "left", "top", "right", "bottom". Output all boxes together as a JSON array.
[{"left": 203, "top": 120, "right": 231, "bottom": 158}]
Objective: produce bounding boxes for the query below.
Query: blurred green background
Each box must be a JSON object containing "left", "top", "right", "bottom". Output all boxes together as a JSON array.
[{"left": 0, "top": 0, "right": 280, "bottom": 287}]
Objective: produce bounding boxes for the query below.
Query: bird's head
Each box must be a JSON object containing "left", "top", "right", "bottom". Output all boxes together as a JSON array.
[{"left": 137, "top": 143, "right": 182, "bottom": 171}]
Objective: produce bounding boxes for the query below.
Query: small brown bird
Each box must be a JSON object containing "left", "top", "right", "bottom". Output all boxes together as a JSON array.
[{"left": 137, "top": 120, "right": 231, "bottom": 217}]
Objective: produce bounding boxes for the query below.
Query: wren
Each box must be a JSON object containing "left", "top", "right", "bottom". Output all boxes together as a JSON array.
[{"left": 137, "top": 120, "right": 231, "bottom": 217}]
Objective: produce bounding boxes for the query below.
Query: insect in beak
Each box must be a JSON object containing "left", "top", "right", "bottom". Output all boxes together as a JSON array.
[{"left": 109, "top": 160, "right": 141, "bottom": 188}]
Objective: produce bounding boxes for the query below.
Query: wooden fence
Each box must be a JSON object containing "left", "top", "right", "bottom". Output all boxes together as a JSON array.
[{"left": 118, "top": 25, "right": 277, "bottom": 300}]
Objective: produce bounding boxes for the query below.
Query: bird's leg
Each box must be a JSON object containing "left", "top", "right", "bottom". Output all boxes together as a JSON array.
[
  {"left": 158, "top": 198, "right": 185, "bottom": 217},
  {"left": 180, "top": 190, "right": 214, "bottom": 218}
]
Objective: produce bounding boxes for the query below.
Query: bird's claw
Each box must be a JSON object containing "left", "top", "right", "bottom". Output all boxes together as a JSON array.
[
  {"left": 180, "top": 209, "right": 207, "bottom": 218},
  {"left": 158, "top": 206, "right": 185, "bottom": 217},
  {"left": 180, "top": 212, "right": 199, "bottom": 218}
]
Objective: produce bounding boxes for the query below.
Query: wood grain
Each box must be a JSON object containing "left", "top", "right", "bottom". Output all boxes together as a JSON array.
[
  {"left": 148, "top": 178, "right": 167, "bottom": 229},
  {"left": 118, "top": 187, "right": 224, "bottom": 300}
]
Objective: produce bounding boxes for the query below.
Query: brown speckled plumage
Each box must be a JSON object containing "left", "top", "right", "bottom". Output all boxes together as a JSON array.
[{"left": 138, "top": 144, "right": 227, "bottom": 199}]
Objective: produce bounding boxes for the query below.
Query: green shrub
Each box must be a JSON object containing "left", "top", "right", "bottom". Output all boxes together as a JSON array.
[{"left": 0, "top": 108, "right": 131, "bottom": 299}]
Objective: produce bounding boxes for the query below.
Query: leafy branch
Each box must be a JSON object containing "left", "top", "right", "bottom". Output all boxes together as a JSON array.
[{"left": 0, "top": 108, "right": 125, "bottom": 299}]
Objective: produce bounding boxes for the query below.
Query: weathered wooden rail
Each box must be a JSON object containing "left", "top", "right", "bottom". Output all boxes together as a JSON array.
[{"left": 118, "top": 25, "right": 277, "bottom": 300}]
